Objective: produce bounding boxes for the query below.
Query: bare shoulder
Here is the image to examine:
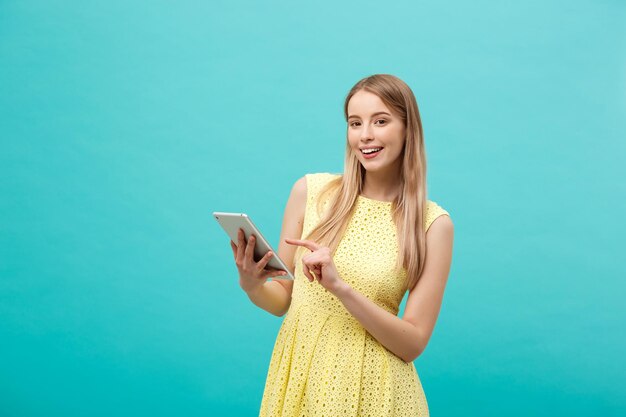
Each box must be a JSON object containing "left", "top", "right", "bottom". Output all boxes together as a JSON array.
[
  {"left": 424, "top": 212, "right": 454, "bottom": 278},
  {"left": 271, "top": 175, "right": 308, "bottom": 311},
  {"left": 428, "top": 213, "right": 454, "bottom": 235},
  {"left": 425, "top": 214, "right": 454, "bottom": 256},
  {"left": 293, "top": 175, "right": 307, "bottom": 198},
  {"left": 287, "top": 175, "right": 308, "bottom": 216}
]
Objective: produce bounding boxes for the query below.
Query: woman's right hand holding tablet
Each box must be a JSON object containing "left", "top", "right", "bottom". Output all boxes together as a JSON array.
[{"left": 230, "top": 228, "right": 288, "bottom": 294}]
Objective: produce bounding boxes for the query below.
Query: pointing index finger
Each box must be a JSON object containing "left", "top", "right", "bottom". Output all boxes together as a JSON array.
[{"left": 284, "top": 238, "right": 319, "bottom": 251}]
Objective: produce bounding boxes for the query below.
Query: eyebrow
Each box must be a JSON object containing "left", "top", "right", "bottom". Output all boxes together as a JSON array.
[{"left": 348, "top": 111, "right": 391, "bottom": 120}]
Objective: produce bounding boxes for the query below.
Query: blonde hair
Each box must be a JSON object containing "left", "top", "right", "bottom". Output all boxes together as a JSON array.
[{"left": 300, "top": 74, "right": 429, "bottom": 293}]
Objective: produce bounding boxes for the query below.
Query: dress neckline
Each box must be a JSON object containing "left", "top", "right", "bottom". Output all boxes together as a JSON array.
[{"left": 357, "top": 194, "right": 393, "bottom": 204}]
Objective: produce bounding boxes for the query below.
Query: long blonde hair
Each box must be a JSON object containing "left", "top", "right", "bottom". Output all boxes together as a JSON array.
[{"left": 301, "top": 74, "right": 428, "bottom": 293}]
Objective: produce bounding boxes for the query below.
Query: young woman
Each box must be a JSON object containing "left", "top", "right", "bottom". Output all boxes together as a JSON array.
[{"left": 230, "top": 74, "right": 454, "bottom": 417}]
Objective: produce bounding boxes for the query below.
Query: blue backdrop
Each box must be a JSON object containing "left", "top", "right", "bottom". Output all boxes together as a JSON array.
[{"left": 1, "top": 1, "right": 625, "bottom": 415}]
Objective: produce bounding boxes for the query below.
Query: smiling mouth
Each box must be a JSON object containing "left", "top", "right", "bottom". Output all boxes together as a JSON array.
[
  {"left": 361, "top": 147, "right": 383, "bottom": 154},
  {"left": 361, "top": 147, "right": 383, "bottom": 159}
]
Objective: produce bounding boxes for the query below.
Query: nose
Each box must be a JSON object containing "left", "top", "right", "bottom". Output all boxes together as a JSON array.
[{"left": 360, "top": 123, "right": 374, "bottom": 142}]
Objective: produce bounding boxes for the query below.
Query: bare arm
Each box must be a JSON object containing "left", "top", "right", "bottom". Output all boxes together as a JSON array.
[
  {"left": 244, "top": 279, "right": 293, "bottom": 317},
  {"left": 331, "top": 215, "right": 454, "bottom": 362},
  {"left": 244, "top": 176, "right": 307, "bottom": 316}
]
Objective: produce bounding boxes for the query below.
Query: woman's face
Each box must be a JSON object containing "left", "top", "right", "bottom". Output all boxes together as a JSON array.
[{"left": 347, "top": 90, "right": 406, "bottom": 173}]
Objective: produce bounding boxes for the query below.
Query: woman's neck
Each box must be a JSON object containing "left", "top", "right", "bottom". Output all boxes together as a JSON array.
[{"left": 361, "top": 167, "right": 402, "bottom": 201}]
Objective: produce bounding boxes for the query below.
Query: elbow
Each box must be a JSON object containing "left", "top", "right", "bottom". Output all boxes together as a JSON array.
[
  {"left": 269, "top": 296, "right": 292, "bottom": 317},
  {"left": 273, "top": 303, "right": 291, "bottom": 317},
  {"left": 402, "top": 348, "right": 422, "bottom": 364},
  {"left": 401, "top": 338, "right": 426, "bottom": 363},
  {"left": 400, "top": 324, "right": 426, "bottom": 363}
]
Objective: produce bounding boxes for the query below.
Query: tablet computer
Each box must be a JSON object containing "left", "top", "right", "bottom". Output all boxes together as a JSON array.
[{"left": 213, "top": 211, "right": 295, "bottom": 280}]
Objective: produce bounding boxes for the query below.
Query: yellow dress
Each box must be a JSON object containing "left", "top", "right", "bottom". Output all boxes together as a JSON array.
[{"left": 259, "top": 172, "right": 450, "bottom": 417}]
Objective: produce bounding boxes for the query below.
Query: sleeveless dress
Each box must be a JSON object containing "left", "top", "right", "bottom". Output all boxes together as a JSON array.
[{"left": 259, "top": 172, "right": 450, "bottom": 417}]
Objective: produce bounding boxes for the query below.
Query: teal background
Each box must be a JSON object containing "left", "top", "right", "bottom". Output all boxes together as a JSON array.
[{"left": 1, "top": 1, "right": 625, "bottom": 415}]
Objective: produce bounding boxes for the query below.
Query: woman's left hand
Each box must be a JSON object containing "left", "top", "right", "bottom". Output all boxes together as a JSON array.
[{"left": 284, "top": 238, "right": 346, "bottom": 295}]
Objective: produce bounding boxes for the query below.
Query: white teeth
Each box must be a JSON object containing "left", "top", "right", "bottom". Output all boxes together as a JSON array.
[{"left": 362, "top": 147, "right": 382, "bottom": 154}]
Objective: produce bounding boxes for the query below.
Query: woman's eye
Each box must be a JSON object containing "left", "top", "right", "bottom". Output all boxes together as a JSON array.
[{"left": 349, "top": 120, "right": 386, "bottom": 127}]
